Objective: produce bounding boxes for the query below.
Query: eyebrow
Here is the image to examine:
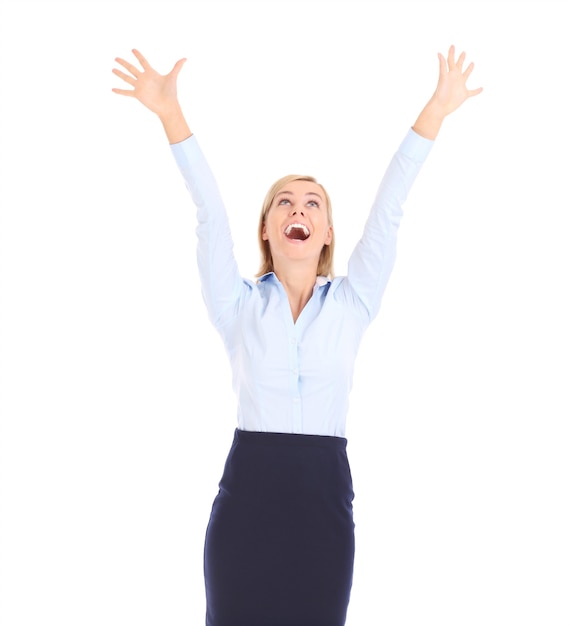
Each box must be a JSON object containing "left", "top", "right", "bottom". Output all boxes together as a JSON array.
[{"left": 276, "top": 190, "right": 323, "bottom": 201}]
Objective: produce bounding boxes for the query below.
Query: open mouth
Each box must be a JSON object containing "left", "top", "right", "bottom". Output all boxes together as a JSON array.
[{"left": 284, "top": 223, "right": 310, "bottom": 241}]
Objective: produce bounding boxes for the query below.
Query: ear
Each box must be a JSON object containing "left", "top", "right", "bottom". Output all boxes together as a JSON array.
[
  {"left": 324, "top": 225, "right": 333, "bottom": 246},
  {"left": 262, "top": 223, "right": 269, "bottom": 241}
]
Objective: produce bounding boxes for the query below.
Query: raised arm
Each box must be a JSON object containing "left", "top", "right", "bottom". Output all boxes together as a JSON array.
[
  {"left": 112, "top": 50, "right": 244, "bottom": 329},
  {"left": 112, "top": 49, "right": 191, "bottom": 144},
  {"left": 345, "top": 46, "right": 482, "bottom": 321}
]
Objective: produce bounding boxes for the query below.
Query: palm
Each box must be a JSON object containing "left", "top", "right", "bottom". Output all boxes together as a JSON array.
[
  {"left": 112, "top": 49, "right": 186, "bottom": 116},
  {"left": 433, "top": 46, "right": 482, "bottom": 116}
]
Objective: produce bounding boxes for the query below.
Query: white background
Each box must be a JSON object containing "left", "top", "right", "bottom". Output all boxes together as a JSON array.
[{"left": 1, "top": 1, "right": 571, "bottom": 624}]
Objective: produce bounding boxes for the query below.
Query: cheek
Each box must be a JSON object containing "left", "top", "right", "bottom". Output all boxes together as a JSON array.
[
  {"left": 261, "top": 213, "right": 275, "bottom": 241},
  {"left": 262, "top": 211, "right": 280, "bottom": 240}
]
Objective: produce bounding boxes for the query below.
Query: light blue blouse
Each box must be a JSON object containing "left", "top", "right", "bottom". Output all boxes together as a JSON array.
[{"left": 171, "top": 129, "right": 433, "bottom": 437}]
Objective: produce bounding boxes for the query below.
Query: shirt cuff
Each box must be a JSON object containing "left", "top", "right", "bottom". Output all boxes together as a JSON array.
[
  {"left": 170, "top": 134, "right": 201, "bottom": 170},
  {"left": 398, "top": 128, "right": 434, "bottom": 163}
]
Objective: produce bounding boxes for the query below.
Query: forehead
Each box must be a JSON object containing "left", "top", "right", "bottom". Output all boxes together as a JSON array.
[{"left": 275, "top": 180, "right": 324, "bottom": 198}]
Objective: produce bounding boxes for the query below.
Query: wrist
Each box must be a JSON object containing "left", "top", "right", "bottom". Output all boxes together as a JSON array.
[
  {"left": 156, "top": 100, "right": 183, "bottom": 122},
  {"left": 412, "top": 98, "right": 447, "bottom": 140},
  {"left": 423, "top": 97, "right": 448, "bottom": 121},
  {"left": 157, "top": 102, "right": 191, "bottom": 144}
]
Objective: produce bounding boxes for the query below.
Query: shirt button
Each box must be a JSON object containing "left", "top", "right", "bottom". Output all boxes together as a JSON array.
[
  {"left": 292, "top": 368, "right": 298, "bottom": 376},
  {"left": 290, "top": 337, "right": 297, "bottom": 345},
  {"left": 293, "top": 397, "right": 300, "bottom": 403}
]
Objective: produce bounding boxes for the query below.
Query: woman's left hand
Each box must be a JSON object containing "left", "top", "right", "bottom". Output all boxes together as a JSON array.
[
  {"left": 431, "top": 45, "right": 483, "bottom": 117},
  {"left": 413, "top": 45, "right": 483, "bottom": 140}
]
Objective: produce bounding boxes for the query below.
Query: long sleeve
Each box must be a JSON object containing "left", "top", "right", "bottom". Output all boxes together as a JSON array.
[
  {"left": 170, "top": 136, "right": 243, "bottom": 328},
  {"left": 346, "top": 128, "right": 434, "bottom": 321}
]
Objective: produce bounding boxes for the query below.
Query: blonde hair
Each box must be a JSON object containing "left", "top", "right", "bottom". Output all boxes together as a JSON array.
[{"left": 255, "top": 174, "right": 335, "bottom": 278}]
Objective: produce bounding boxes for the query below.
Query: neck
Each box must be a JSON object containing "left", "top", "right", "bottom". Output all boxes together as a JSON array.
[{"left": 273, "top": 261, "right": 319, "bottom": 323}]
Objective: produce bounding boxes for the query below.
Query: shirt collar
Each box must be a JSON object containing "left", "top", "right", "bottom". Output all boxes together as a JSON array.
[
  {"left": 258, "top": 272, "right": 331, "bottom": 288},
  {"left": 315, "top": 275, "right": 330, "bottom": 287}
]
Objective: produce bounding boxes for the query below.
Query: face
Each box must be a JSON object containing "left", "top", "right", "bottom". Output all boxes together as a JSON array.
[{"left": 262, "top": 180, "right": 333, "bottom": 270}]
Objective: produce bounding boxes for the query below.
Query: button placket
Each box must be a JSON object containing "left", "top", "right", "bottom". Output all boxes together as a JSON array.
[{"left": 289, "top": 332, "right": 302, "bottom": 432}]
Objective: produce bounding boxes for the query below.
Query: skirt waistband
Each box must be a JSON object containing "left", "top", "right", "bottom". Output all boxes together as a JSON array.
[{"left": 234, "top": 427, "right": 347, "bottom": 450}]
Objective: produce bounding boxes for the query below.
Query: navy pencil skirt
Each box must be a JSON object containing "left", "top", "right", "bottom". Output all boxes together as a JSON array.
[{"left": 204, "top": 428, "right": 355, "bottom": 626}]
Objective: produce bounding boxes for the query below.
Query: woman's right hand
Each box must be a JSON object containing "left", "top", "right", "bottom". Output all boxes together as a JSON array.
[
  {"left": 112, "top": 49, "right": 191, "bottom": 143},
  {"left": 112, "top": 49, "right": 186, "bottom": 117}
]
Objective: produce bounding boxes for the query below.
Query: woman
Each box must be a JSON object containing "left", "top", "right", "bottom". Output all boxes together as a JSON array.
[{"left": 112, "top": 46, "right": 482, "bottom": 626}]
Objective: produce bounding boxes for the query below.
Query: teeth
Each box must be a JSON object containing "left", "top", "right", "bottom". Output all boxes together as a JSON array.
[{"left": 285, "top": 223, "right": 310, "bottom": 237}]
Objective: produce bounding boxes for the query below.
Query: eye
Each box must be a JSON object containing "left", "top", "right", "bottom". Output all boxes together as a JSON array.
[
  {"left": 278, "top": 198, "right": 291, "bottom": 205},
  {"left": 307, "top": 200, "right": 320, "bottom": 208}
]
